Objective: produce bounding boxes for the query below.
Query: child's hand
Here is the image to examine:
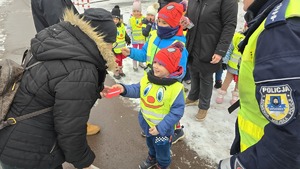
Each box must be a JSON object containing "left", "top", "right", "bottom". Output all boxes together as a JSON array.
[
  {"left": 111, "top": 84, "right": 125, "bottom": 94},
  {"left": 149, "top": 126, "right": 159, "bottom": 136},
  {"left": 102, "top": 84, "right": 124, "bottom": 99},
  {"left": 121, "top": 47, "right": 130, "bottom": 56}
]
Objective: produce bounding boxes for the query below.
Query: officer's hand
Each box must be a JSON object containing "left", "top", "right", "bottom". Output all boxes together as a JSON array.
[
  {"left": 218, "top": 158, "right": 231, "bottom": 169},
  {"left": 222, "top": 63, "right": 227, "bottom": 70}
]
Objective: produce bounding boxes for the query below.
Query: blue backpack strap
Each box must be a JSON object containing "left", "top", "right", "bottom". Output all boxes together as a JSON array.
[{"left": 265, "top": 0, "right": 290, "bottom": 29}]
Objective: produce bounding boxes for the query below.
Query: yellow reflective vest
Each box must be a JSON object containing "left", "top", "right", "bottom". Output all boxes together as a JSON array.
[
  {"left": 129, "top": 16, "right": 145, "bottom": 44},
  {"left": 140, "top": 75, "right": 183, "bottom": 128},
  {"left": 238, "top": 0, "right": 300, "bottom": 152},
  {"left": 113, "top": 23, "right": 127, "bottom": 54},
  {"left": 227, "top": 32, "right": 244, "bottom": 70}
]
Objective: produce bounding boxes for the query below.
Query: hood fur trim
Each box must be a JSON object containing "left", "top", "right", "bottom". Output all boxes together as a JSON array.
[{"left": 63, "top": 8, "right": 116, "bottom": 71}]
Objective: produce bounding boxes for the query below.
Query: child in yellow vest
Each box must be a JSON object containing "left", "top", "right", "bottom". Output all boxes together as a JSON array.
[
  {"left": 142, "top": 3, "right": 159, "bottom": 39},
  {"left": 127, "top": 0, "right": 146, "bottom": 71},
  {"left": 105, "top": 42, "right": 185, "bottom": 169},
  {"left": 111, "top": 5, "right": 131, "bottom": 79},
  {"left": 215, "top": 31, "right": 245, "bottom": 105}
]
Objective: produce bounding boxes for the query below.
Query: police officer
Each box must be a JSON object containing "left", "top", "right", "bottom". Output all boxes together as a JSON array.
[{"left": 219, "top": 0, "right": 300, "bottom": 168}]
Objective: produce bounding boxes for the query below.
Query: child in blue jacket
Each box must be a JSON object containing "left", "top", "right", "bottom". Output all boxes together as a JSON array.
[
  {"left": 122, "top": 2, "right": 188, "bottom": 81},
  {"left": 109, "top": 42, "right": 185, "bottom": 169}
]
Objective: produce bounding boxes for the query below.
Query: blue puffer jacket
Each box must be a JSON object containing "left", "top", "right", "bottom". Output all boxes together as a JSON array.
[{"left": 129, "top": 32, "right": 188, "bottom": 81}]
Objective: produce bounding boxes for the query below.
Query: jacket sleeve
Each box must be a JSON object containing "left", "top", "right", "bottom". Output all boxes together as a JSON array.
[
  {"left": 215, "top": 0, "right": 237, "bottom": 57},
  {"left": 222, "top": 18, "right": 300, "bottom": 169},
  {"left": 156, "top": 90, "right": 185, "bottom": 136},
  {"left": 125, "top": 32, "right": 131, "bottom": 45},
  {"left": 53, "top": 68, "right": 98, "bottom": 168},
  {"left": 129, "top": 42, "right": 148, "bottom": 62},
  {"left": 142, "top": 18, "right": 152, "bottom": 38},
  {"left": 178, "top": 48, "right": 188, "bottom": 81},
  {"left": 121, "top": 83, "right": 141, "bottom": 98},
  {"left": 223, "top": 43, "right": 233, "bottom": 64},
  {"left": 41, "top": 0, "right": 66, "bottom": 27}
]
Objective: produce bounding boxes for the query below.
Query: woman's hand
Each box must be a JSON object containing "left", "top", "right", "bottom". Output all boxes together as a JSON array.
[{"left": 100, "top": 85, "right": 112, "bottom": 98}]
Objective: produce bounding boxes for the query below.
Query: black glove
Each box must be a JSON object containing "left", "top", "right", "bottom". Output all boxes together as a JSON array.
[
  {"left": 142, "top": 18, "right": 149, "bottom": 24},
  {"left": 222, "top": 63, "right": 227, "bottom": 70}
]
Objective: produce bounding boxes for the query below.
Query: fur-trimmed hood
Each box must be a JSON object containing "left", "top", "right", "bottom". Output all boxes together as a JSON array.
[{"left": 31, "top": 9, "right": 116, "bottom": 71}]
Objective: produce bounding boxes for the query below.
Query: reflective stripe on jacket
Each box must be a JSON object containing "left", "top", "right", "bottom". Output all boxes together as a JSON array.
[{"left": 129, "top": 16, "right": 145, "bottom": 43}]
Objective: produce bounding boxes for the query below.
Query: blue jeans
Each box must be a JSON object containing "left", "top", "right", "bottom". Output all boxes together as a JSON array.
[
  {"left": 146, "top": 135, "right": 172, "bottom": 168},
  {"left": 215, "top": 68, "right": 223, "bottom": 82}
]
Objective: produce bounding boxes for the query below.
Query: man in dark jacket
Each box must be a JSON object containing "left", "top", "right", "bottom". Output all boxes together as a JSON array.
[
  {"left": 0, "top": 8, "right": 117, "bottom": 169},
  {"left": 184, "top": 0, "right": 237, "bottom": 121},
  {"left": 31, "top": 0, "right": 79, "bottom": 32}
]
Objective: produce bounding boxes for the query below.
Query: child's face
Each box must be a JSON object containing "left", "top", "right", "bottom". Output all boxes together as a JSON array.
[
  {"left": 153, "top": 61, "right": 170, "bottom": 78},
  {"left": 133, "top": 10, "right": 141, "bottom": 18},
  {"left": 146, "top": 14, "right": 155, "bottom": 22},
  {"left": 113, "top": 18, "right": 120, "bottom": 25},
  {"left": 157, "top": 18, "right": 170, "bottom": 27}
]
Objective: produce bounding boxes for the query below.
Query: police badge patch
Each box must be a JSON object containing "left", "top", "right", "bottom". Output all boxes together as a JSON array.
[{"left": 259, "top": 84, "right": 296, "bottom": 126}]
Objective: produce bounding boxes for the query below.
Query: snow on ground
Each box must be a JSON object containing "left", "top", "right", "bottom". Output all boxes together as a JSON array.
[{"left": 0, "top": 0, "right": 10, "bottom": 54}]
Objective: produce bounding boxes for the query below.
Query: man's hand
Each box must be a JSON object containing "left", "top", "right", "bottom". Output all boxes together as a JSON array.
[
  {"left": 210, "top": 54, "right": 222, "bottom": 64},
  {"left": 180, "top": 16, "right": 190, "bottom": 29},
  {"left": 121, "top": 48, "right": 130, "bottom": 56}
]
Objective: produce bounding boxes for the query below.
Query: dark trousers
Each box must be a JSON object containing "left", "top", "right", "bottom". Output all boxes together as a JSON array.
[
  {"left": 188, "top": 69, "right": 214, "bottom": 110},
  {"left": 146, "top": 135, "right": 172, "bottom": 169}
]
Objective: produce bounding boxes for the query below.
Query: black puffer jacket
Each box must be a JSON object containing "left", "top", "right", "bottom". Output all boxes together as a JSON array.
[
  {"left": 0, "top": 10, "right": 115, "bottom": 169},
  {"left": 186, "top": 0, "right": 237, "bottom": 73}
]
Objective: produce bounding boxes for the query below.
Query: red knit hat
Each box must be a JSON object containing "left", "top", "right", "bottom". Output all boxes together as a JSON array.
[
  {"left": 158, "top": 2, "right": 184, "bottom": 28},
  {"left": 154, "top": 42, "right": 184, "bottom": 74}
]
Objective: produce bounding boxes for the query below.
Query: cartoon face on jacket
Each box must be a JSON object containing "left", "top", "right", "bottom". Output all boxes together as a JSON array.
[{"left": 141, "top": 83, "right": 165, "bottom": 109}]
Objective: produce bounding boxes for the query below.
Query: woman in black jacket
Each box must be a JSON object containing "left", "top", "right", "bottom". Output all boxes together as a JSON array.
[{"left": 0, "top": 8, "right": 116, "bottom": 169}]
